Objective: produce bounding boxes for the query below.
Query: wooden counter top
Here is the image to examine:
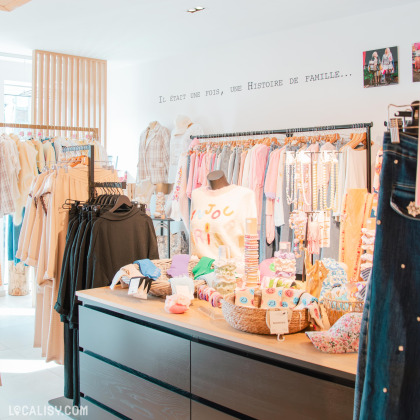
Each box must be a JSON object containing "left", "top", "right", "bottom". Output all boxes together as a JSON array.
[{"left": 77, "top": 287, "right": 358, "bottom": 380}]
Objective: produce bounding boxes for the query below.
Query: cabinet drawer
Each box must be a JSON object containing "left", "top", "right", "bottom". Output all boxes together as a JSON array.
[
  {"left": 80, "top": 352, "right": 190, "bottom": 420},
  {"left": 191, "top": 343, "right": 354, "bottom": 420},
  {"left": 80, "top": 397, "right": 120, "bottom": 420},
  {"left": 191, "top": 400, "right": 237, "bottom": 420},
  {"left": 79, "top": 306, "right": 190, "bottom": 391}
]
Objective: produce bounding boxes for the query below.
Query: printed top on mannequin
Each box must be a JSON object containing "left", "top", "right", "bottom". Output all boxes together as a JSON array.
[
  {"left": 168, "top": 115, "right": 203, "bottom": 183},
  {"left": 137, "top": 121, "right": 170, "bottom": 185}
]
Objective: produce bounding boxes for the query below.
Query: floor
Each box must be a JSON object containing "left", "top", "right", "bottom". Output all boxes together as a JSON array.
[{"left": 0, "top": 292, "right": 67, "bottom": 419}]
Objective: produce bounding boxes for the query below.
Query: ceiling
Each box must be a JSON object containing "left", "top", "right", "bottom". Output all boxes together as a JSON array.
[
  {"left": 0, "top": 0, "right": 31, "bottom": 12},
  {"left": 0, "top": 0, "right": 418, "bottom": 62}
]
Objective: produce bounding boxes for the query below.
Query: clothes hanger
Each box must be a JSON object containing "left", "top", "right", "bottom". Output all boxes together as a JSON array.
[{"left": 109, "top": 194, "right": 133, "bottom": 213}]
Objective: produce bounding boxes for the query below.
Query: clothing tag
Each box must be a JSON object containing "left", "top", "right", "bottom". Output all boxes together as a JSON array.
[
  {"left": 389, "top": 118, "right": 400, "bottom": 144},
  {"left": 128, "top": 278, "right": 140, "bottom": 295},
  {"left": 176, "top": 285, "right": 193, "bottom": 299},
  {"left": 267, "top": 310, "right": 289, "bottom": 335},
  {"left": 279, "top": 242, "right": 291, "bottom": 252}
]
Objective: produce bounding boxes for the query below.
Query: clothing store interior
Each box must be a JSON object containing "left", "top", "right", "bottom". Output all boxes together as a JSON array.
[{"left": 0, "top": 0, "right": 419, "bottom": 419}]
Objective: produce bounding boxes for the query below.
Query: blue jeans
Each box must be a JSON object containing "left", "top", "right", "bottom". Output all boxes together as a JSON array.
[{"left": 354, "top": 132, "right": 420, "bottom": 419}]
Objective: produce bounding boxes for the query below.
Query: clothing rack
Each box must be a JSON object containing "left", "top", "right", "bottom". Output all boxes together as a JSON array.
[
  {"left": 0, "top": 122, "right": 99, "bottom": 139},
  {"left": 61, "top": 144, "right": 126, "bottom": 200},
  {"left": 191, "top": 122, "right": 373, "bottom": 191}
]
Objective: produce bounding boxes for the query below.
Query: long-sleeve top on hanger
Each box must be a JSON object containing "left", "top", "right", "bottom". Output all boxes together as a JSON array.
[
  {"left": 168, "top": 123, "right": 203, "bottom": 183},
  {"left": 249, "top": 144, "right": 270, "bottom": 226},
  {"left": 137, "top": 122, "right": 170, "bottom": 184}
]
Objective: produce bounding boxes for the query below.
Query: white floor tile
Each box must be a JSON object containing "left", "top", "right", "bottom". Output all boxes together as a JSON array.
[{"left": 0, "top": 293, "right": 67, "bottom": 419}]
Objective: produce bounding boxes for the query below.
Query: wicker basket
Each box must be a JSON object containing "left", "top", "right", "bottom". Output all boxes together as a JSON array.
[
  {"left": 323, "top": 292, "right": 364, "bottom": 326},
  {"left": 149, "top": 258, "right": 206, "bottom": 298},
  {"left": 221, "top": 294, "right": 310, "bottom": 335}
]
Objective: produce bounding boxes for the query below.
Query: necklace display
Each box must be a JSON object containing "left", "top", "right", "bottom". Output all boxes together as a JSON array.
[
  {"left": 331, "top": 153, "right": 339, "bottom": 213},
  {"left": 300, "top": 158, "right": 311, "bottom": 208},
  {"left": 312, "top": 159, "right": 318, "bottom": 211},
  {"left": 286, "top": 153, "right": 296, "bottom": 205},
  {"left": 289, "top": 210, "right": 307, "bottom": 257}
]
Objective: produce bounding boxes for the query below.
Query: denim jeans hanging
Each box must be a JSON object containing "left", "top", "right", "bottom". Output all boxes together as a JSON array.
[{"left": 354, "top": 132, "right": 420, "bottom": 420}]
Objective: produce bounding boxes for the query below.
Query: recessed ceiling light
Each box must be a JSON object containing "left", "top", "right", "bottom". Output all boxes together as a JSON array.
[{"left": 187, "top": 6, "right": 205, "bottom": 13}]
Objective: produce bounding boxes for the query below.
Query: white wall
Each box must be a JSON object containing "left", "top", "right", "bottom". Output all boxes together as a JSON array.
[{"left": 108, "top": 2, "right": 420, "bottom": 178}]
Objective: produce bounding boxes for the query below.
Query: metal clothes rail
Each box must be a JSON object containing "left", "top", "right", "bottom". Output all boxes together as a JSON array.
[
  {"left": 61, "top": 144, "right": 126, "bottom": 199},
  {"left": 191, "top": 122, "right": 373, "bottom": 191},
  {"left": 0, "top": 122, "right": 99, "bottom": 139}
]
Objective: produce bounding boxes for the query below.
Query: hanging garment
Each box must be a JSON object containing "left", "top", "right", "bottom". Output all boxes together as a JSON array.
[
  {"left": 274, "top": 148, "right": 286, "bottom": 227},
  {"left": 55, "top": 201, "right": 158, "bottom": 405},
  {"left": 339, "top": 189, "right": 373, "bottom": 282},
  {"left": 168, "top": 122, "right": 203, "bottom": 183},
  {"left": 190, "top": 184, "right": 257, "bottom": 259},
  {"left": 137, "top": 122, "right": 170, "bottom": 184},
  {"left": 17, "top": 164, "right": 119, "bottom": 365},
  {"left": 249, "top": 144, "right": 270, "bottom": 227},
  {"left": 169, "top": 153, "right": 189, "bottom": 230},
  {"left": 264, "top": 148, "right": 282, "bottom": 244},
  {"left": 355, "top": 132, "right": 420, "bottom": 420}
]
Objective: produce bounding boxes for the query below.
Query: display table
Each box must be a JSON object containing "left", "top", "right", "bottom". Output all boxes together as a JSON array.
[{"left": 77, "top": 287, "right": 357, "bottom": 420}]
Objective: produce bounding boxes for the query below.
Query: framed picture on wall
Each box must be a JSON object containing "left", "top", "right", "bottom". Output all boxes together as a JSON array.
[
  {"left": 363, "top": 46, "right": 399, "bottom": 88},
  {"left": 412, "top": 43, "right": 420, "bottom": 82}
]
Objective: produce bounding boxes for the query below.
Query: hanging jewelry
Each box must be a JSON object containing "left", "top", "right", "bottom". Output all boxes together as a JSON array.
[
  {"left": 312, "top": 158, "right": 318, "bottom": 211},
  {"left": 300, "top": 158, "right": 311, "bottom": 207},
  {"left": 286, "top": 153, "right": 296, "bottom": 205},
  {"left": 331, "top": 153, "right": 339, "bottom": 213}
]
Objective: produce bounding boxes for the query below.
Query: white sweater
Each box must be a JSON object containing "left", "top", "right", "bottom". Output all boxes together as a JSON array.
[{"left": 190, "top": 185, "right": 257, "bottom": 259}]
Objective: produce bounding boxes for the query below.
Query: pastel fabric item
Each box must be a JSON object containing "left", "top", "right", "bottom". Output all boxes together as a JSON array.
[
  {"left": 168, "top": 123, "right": 203, "bottom": 183},
  {"left": 192, "top": 256, "right": 215, "bottom": 279},
  {"left": 261, "top": 287, "right": 283, "bottom": 309},
  {"left": 110, "top": 264, "right": 143, "bottom": 289},
  {"left": 134, "top": 259, "right": 161, "bottom": 280},
  {"left": 169, "top": 276, "right": 195, "bottom": 299},
  {"left": 219, "top": 146, "right": 232, "bottom": 178},
  {"left": 169, "top": 153, "right": 189, "bottom": 228},
  {"left": 196, "top": 271, "right": 217, "bottom": 288},
  {"left": 259, "top": 258, "right": 277, "bottom": 278},
  {"left": 264, "top": 149, "right": 281, "bottom": 243},
  {"left": 249, "top": 144, "right": 270, "bottom": 226},
  {"left": 261, "top": 276, "right": 296, "bottom": 288},
  {"left": 167, "top": 254, "right": 190, "bottom": 278},
  {"left": 320, "top": 258, "right": 348, "bottom": 299},
  {"left": 238, "top": 151, "right": 247, "bottom": 186},
  {"left": 241, "top": 150, "right": 252, "bottom": 188},
  {"left": 306, "top": 312, "right": 362, "bottom": 353},
  {"left": 231, "top": 148, "right": 241, "bottom": 185},
  {"left": 235, "top": 287, "right": 256, "bottom": 308},
  {"left": 164, "top": 294, "right": 191, "bottom": 314},
  {"left": 186, "top": 152, "right": 196, "bottom": 199},
  {"left": 227, "top": 150, "right": 236, "bottom": 183},
  {"left": 261, "top": 287, "right": 324, "bottom": 328}
]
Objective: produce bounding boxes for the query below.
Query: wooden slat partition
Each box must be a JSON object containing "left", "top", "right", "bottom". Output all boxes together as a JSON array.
[{"left": 32, "top": 50, "right": 107, "bottom": 146}]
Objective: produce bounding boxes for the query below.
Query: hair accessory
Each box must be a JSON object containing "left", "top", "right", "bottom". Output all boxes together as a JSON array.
[{"left": 197, "top": 284, "right": 223, "bottom": 308}]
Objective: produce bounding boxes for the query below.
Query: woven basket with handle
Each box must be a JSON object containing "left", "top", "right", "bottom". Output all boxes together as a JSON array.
[
  {"left": 322, "top": 291, "right": 364, "bottom": 326},
  {"left": 149, "top": 258, "right": 205, "bottom": 298},
  {"left": 221, "top": 294, "right": 309, "bottom": 335}
]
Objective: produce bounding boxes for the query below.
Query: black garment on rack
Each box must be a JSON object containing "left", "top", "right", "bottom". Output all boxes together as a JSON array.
[
  {"left": 55, "top": 200, "right": 159, "bottom": 406},
  {"left": 85, "top": 206, "right": 159, "bottom": 290},
  {"left": 54, "top": 205, "right": 79, "bottom": 400}
]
